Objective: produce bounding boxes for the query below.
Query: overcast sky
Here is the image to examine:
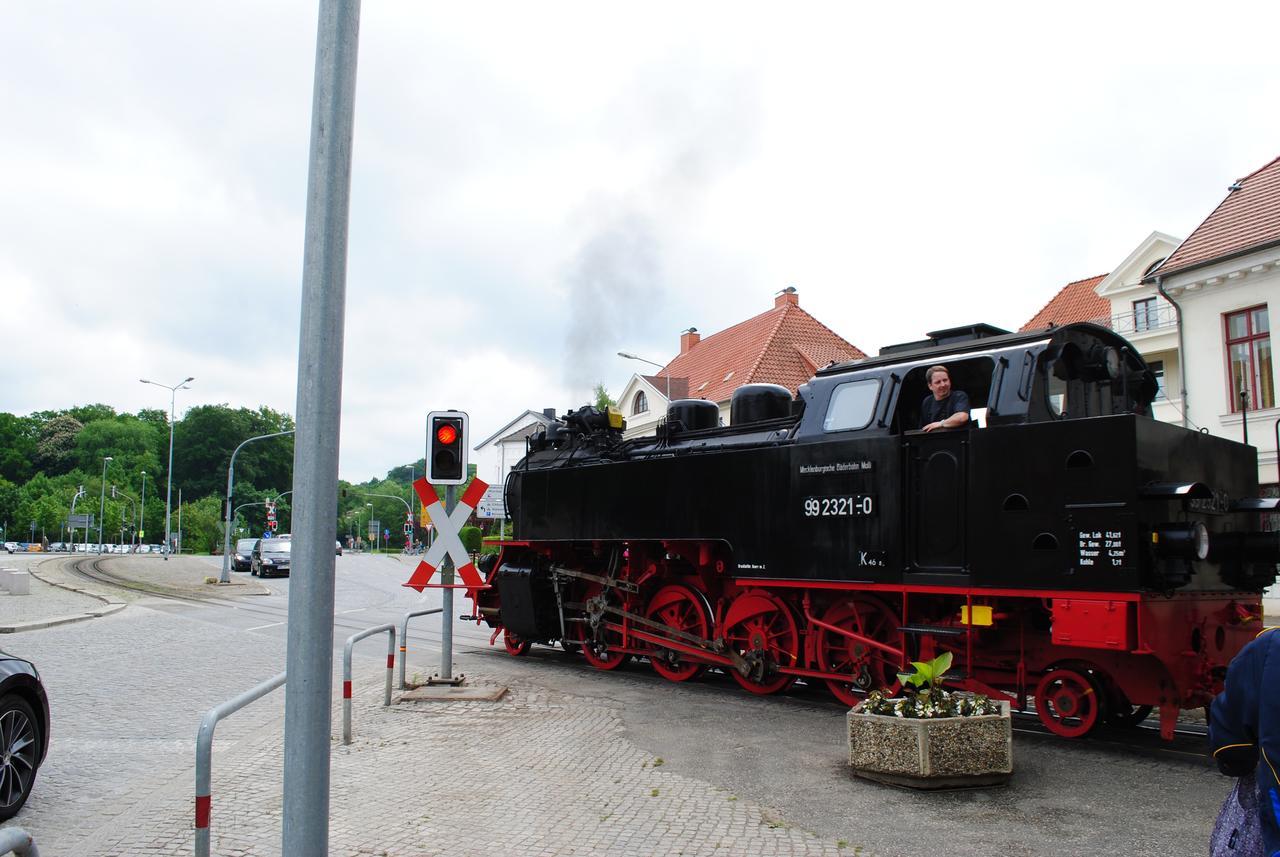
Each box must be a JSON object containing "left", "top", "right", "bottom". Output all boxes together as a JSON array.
[{"left": 4, "top": 2, "right": 1279, "bottom": 481}]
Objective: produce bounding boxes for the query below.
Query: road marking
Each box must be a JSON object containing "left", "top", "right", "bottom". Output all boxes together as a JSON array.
[
  {"left": 245, "top": 622, "right": 284, "bottom": 631},
  {"left": 339, "top": 608, "right": 366, "bottom": 614}
]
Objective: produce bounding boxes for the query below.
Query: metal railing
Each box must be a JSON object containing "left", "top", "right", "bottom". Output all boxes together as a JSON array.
[
  {"left": 195, "top": 671, "right": 287, "bottom": 857},
  {"left": 1094, "top": 304, "right": 1178, "bottom": 336},
  {"left": 398, "top": 607, "right": 443, "bottom": 690},
  {"left": 342, "top": 624, "right": 396, "bottom": 745}
]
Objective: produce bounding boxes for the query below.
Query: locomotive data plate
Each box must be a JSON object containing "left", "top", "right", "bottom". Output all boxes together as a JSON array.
[{"left": 802, "top": 495, "right": 875, "bottom": 517}]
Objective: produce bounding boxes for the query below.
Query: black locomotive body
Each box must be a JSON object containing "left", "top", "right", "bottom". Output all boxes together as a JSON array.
[{"left": 477, "top": 322, "right": 1279, "bottom": 739}]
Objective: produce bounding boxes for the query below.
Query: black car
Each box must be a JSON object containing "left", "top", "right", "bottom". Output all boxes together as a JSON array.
[
  {"left": 251, "top": 538, "right": 291, "bottom": 578},
  {"left": 0, "top": 651, "right": 49, "bottom": 821},
  {"left": 232, "top": 538, "right": 258, "bottom": 573}
]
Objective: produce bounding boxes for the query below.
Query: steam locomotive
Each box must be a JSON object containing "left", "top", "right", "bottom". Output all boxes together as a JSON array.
[{"left": 474, "top": 322, "right": 1279, "bottom": 740}]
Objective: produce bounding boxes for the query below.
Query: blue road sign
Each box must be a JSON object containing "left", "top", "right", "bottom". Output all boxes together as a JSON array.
[
  {"left": 263, "top": 531, "right": 272, "bottom": 540},
  {"left": 383, "top": 528, "right": 389, "bottom": 538}
]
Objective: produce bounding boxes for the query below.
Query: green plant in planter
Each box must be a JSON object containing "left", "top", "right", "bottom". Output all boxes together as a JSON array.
[{"left": 862, "top": 652, "right": 1000, "bottom": 719}]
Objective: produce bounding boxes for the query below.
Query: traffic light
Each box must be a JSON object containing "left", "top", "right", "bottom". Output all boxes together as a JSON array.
[{"left": 426, "top": 410, "right": 468, "bottom": 485}]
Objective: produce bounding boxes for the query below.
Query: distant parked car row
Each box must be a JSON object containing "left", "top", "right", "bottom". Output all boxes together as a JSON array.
[{"left": 43, "top": 543, "right": 167, "bottom": 554}]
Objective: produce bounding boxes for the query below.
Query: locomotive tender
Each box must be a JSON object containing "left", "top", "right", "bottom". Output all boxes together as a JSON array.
[{"left": 477, "top": 322, "right": 1279, "bottom": 739}]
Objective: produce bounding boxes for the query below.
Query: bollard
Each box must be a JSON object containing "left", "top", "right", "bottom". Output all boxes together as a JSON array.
[
  {"left": 5, "top": 570, "right": 30, "bottom": 596},
  {"left": 195, "top": 671, "right": 286, "bottom": 857},
  {"left": 398, "top": 607, "right": 443, "bottom": 689},
  {"left": 342, "top": 623, "right": 396, "bottom": 745}
]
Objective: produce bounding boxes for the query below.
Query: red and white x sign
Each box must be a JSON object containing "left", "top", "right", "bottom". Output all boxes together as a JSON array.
[{"left": 404, "top": 476, "right": 489, "bottom": 592}]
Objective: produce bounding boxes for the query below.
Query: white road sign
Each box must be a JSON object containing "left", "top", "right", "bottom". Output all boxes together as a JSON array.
[{"left": 474, "top": 484, "right": 506, "bottom": 519}]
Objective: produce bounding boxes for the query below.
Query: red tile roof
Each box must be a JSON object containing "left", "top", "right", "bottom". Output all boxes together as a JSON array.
[
  {"left": 1153, "top": 155, "right": 1280, "bottom": 279},
  {"left": 1019, "top": 274, "right": 1109, "bottom": 332},
  {"left": 652, "top": 298, "right": 866, "bottom": 404}
]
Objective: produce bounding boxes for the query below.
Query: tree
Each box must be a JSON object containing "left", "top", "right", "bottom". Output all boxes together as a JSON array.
[
  {"left": 35, "top": 414, "right": 83, "bottom": 475},
  {"left": 73, "top": 416, "right": 161, "bottom": 477},
  {"left": 177, "top": 495, "right": 225, "bottom": 553},
  {"left": 0, "top": 414, "right": 38, "bottom": 483},
  {"left": 593, "top": 383, "right": 617, "bottom": 410}
]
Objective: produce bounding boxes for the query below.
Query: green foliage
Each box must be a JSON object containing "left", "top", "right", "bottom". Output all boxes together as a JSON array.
[
  {"left": 177, "top": 495, "right": 226, "bottom": 553},
  {"left": 0, "top": 414, "right": 38, "bottom": 483},
  {"left": 36, "top": 414, "right": 84, "bottom": 474},
  {"left": 593, "top": 383, "right": 617, "bottom": 410},
  {"left": 459, "top": 526, "right": 482, "bottom": 554},
  {"left": 862, "top": 652, "right": 1000, "bottom": 719},
  {"left": 896, "top": 651, "right": 953, "bottom": 692}
]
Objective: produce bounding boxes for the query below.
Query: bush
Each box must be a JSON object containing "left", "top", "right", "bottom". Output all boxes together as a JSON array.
[{"left": 459, "top": 525, "right": 482, "bottom": 554}]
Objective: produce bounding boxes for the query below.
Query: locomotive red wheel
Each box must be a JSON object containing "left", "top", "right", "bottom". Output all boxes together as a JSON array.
[
  {"left": 645, "top": 584, "right": 711, "bottom": 682},
  {"left": 503, "top": 629, "right": 531, "bottom": 657},
  {"left": 577, "top": 584, "right": 630, "bottom": 671},
  {"left": 1035, "top": 668, "right": 1101, "bottom": 738},
  {"left": 721, "top": 591, "right": 800, "bottom": 695},
  {"left": 816, "top": 596, "right": 902, "bottom": 707}
]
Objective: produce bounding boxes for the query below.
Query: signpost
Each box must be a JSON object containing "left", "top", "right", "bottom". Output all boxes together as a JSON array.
[{"left": 473, "top": 484, "right": 506, "bottom": 519}]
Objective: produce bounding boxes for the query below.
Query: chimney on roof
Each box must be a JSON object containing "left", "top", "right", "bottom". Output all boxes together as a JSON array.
[
  {"left": 680, "top": 327, "right": 700, "bottom": 354},
  {"left": 543, "top": 408, "right": 556, "bottom": 420},
  {"left": 775, "top": 286, "right": 799, "bottom": 308}
]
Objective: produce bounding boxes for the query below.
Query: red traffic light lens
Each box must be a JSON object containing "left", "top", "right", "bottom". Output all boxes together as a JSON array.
[{"left": 436, "top": 424, "right": 458, "bottom": 445}]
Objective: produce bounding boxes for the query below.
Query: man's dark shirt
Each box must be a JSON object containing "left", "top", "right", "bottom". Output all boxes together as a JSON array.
[{"left": 920, "top": 391, "right": 970, "bottom": 429}]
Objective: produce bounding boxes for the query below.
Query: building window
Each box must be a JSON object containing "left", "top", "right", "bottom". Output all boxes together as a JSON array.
[
  {"left": 1224, "top": 305, "right": 1274, "bottom": 411},
  {"left": 1148, "top": 359, "right": 1166, "bottom": 400},
  {"left": 1133, "top": 298, "right": 1157, "bottom": 332},
  {"left": 632, "top": 391, "right": 648, "bottom": 415}
]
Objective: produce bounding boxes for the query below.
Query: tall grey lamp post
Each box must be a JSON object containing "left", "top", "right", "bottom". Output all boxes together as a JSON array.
[
  {"left": 97, "top": 457, "right": 113, "bottom": 553},
  {"left": 140, "top": 376, "right": 193, "bottom": 559},
  {"left": 220, "top": 429, "right": 296, "bottom": 583},
  {"left": 139, "top": 471, "right": 146, "bottom": 545},
  {"left": 366, "top": 503, "right": 374, "bottom": 551},
  {"left": 617, "top": 351, "right": 670, "bottom": 402}
]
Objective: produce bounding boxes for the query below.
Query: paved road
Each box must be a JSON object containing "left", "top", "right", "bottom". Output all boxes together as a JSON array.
[{"left": 0, "top": 551, "right": 1238, "bottom": 855}]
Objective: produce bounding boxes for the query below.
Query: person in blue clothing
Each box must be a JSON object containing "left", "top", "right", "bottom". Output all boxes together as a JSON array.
[
  {"left": 920, "top": 365, "right": 970, "bottom": 432},
  {"left": 1210, "top": 626, "right": 1280, "bottom": 856}
]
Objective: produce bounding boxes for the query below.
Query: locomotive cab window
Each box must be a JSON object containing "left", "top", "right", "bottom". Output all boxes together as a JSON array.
[
  {"left": 896, "top": 357, "right": 995, "bottom": 432},
  {"left": 822, "top": 378, "right": 881, "bottom": 431}
]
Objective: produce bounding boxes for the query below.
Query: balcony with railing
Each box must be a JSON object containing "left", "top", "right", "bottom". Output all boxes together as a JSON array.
[{"left": 1086, "top": 304, "right": 1179, "bottom": 337}]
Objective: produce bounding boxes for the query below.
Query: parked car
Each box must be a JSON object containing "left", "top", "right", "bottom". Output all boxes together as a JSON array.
[
  {"left": 251, "top": 538, "right": 291, "bottom": 578},
  {"left": 0, "top": 649, "right": 50, "bottom": 821},
  {"left": 2, "top": 543, "right": 14, "bottom": 554},
  {"left": 232, "top": 538, "right": 258, "bottom": 573},
  {"left": 335, "top": 540, "right": 343, "bottom": 556}
]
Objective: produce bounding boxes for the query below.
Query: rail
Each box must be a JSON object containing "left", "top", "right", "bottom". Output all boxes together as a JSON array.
[
  {"left": 343, "top": 623, "right": 396, "bottom": 745},
  {"left": 195, "top": 671, "right": 287, "bottom": 857},
  {"left": 398, "top": 607, "right": 443, "bottom": 689}
]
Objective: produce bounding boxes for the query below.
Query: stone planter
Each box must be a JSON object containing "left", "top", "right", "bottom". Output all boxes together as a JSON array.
[{"left": 847, "top": 699, "right": 1013, "bottom": 789}]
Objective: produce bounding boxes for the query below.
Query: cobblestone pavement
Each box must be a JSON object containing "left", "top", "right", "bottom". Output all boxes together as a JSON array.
[{"left": 0, "top": 553, "right": 1250, "bottom": 856}]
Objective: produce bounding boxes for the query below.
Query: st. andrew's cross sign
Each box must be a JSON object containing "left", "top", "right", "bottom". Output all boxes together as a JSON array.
[{"left": 403, "top": 476, "right": 489, "bottom": 592}]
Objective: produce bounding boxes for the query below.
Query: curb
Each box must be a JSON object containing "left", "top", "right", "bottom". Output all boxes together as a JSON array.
[{"left": 0, "top": 565, "right": 128, "bottom": 633}]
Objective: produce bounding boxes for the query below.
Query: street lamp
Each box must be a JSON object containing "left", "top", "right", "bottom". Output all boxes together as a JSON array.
[
  {"left": 140, "top": 375, "right": 194, "bottom": 559},
  {"left": 354, "top": 490, "right": 414, "bottom": 551},
  {"left": 219, "top": 428, "right": 296, "bottom": 583},
  {"left": 366, "top": 503, "right": 374, "bottom": 552},
  {"left": 139, "top": 470, "right": 146, "bottom": 547},
  {"left": 97, "top": 457, "right": 113, "bottom": 553},
  {"left": 617, "top": 351, "right": 670, "bottom": 402}
]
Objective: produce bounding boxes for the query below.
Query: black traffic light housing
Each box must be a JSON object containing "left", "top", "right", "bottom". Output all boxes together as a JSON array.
[{"left": 426, "top": 410, "right": 469, "bottom": 485}]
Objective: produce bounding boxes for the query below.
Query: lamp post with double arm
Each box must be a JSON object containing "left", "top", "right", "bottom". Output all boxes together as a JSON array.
[
  {"left": 220, "top": 429, "right": 296, "bottom": 583},
  {"left": 140, "top": 376, "right": 193, "bottom": 558},
  {"left": 97, "top": 457, "right": 113, "bottom": 553}
]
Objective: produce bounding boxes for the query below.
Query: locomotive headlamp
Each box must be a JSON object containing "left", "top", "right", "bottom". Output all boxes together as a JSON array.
[{"left": 1152, "top": 521, "right": 1210, "bottom": 561}]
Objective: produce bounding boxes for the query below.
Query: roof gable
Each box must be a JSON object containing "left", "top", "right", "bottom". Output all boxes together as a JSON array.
[
  {"left": 1151, "top": 155, "right": 1280, "bottom": 279},
  {"left": 1095, "top": 231, "right": 1180, "bottom": 297},
  {"left": 474, "top": 409, "right": 555, "bottom": 450},
  {"left": 656, "top": 301, "right": 866, "bottom": 403},
  {"left": 1019, "top": 274, "right": 1109, "bottom": 332}
]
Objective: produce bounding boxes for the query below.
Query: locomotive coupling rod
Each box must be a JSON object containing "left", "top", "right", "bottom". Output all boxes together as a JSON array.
[
  {"left": 552, "top": 565, "right": 640, "bottom": 594},
  {"left": 571, "top": 599, "right": 751, "bottom": 677}
]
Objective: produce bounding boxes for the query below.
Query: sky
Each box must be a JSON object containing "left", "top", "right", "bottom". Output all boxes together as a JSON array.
[{"left": 4, "top": 2, "right": 1280, "bottom": 481}]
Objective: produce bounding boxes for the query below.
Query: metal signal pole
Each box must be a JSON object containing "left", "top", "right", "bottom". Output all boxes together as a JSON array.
[{"left": 282, "top": 1, "right": 360, "bottom": 853}]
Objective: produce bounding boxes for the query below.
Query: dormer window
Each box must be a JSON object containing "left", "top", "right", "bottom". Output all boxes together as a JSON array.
[{"left": 632, "top": 391, "right": 649, "bottom": 415}]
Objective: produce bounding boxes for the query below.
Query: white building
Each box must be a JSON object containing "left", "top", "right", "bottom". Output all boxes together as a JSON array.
[{"left": 471, "top": 409, "right": 557, "bottom": 513}]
